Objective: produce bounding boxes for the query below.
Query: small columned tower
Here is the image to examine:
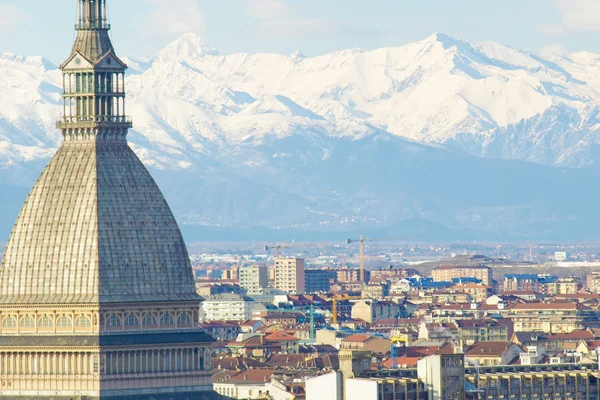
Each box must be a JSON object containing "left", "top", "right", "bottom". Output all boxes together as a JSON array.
[{"left": 57, "top": 0, "right": 131, "bottom": 142}]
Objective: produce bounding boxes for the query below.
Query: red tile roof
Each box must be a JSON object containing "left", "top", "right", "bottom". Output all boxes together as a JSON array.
[{"left": 342, "top": 334, "right": 373, "bottom": 343}]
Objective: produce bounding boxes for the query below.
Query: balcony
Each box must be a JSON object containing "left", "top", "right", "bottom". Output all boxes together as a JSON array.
[
  {"left": 57, "top": 115, "right": 132, "bottom": 129},
  {"left": 75, "top": 23, "right": 111, "bottom": 30}
]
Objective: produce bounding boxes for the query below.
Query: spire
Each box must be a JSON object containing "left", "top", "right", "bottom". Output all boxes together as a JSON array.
[
  {"left": 57, "top": 0, "right": 131, "bottom": 141},
  {"left": 77, "top": 0, "right": 109, "bottom": 31}
]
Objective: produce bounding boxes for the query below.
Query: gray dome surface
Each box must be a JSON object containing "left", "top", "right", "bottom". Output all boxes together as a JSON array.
[{"left": 0, "top": 141, "right": 198, "bottom": 304}]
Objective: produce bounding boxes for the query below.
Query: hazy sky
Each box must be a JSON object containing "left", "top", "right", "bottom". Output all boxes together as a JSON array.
[{"left": 1, "top": 0, "right": 600, "bottom": 64}]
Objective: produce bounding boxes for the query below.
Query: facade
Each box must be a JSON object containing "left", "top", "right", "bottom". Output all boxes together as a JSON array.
[
  {"left": 587, "top": 272, "right": 600, "bottom": 294},
  {"left": 340, "top": 334, "right": 391, "bottom": 355},
  {"left": 546, "top": 277, "right": 582, "bottom": 295},
  {"left": 304, "top": 269, "right": 333, "bottom": 293},
  {"left": 239, "top": 265, "right": 268, "bottom": 295},
  {"left": 432, "top": 266, "right": 492, "bottom": 285},
  {"left": 362, "top": 282, "right": 391, "bottom": 299},
  {"left": 503, "top": 274, "right": 541, "bottom": 292},
  {"left": 464, "top": 342, "right": 523, "bottom": 366},
  {"left": 351, "top": 300, "right": 403, "bottom": 324},
  {"left": 505, "top": 302, "right": 598, "bottom": 333},
  {"left": 201, "top": 294, "right": 254, "bottom": 321},
  {"left": 0, "top": 3, "right": 215, "bottom": 397},
  {"left": 274, "top": 258, "right": 305, "bottom": 294},
  {"left": 456, "top": 319, "right": 509, "bottom": 346},
  {"left": 336, "top": 268, "right": 370, "bottom": 283}
]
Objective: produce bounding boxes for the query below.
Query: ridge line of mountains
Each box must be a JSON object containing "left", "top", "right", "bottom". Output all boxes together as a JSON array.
[{"left": 1, "top": 33, "right": 600, "bottom": 242}]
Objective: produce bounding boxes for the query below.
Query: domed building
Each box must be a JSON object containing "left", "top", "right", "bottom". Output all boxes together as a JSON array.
[{"left": 0, "top": 1, "right": 215, "bottom": 398}]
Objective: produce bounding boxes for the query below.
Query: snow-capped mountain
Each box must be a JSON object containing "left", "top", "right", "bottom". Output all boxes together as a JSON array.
[{"left": 1, "top": 33, "right": 600, "bottom": 241}]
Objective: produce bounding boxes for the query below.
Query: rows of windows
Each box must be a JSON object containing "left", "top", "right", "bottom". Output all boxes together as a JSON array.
[
  {"left": 1, "top": 312, "right": 192, "bottom": 331},
  {"left": 105, "top": 312, "right": 192, "bottom": 329},
  {"left": 1, "top": 315, "right": 92, "bottom": 330}
]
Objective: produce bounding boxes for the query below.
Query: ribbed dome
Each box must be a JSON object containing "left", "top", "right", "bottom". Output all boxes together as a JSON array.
[{"left": 0, "top": 141, "right": 198, "bottom": 304}]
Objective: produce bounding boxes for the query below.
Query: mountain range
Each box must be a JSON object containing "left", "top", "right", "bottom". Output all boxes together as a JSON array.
[{"left": 1, "top": 32, "right": 600, "bottom": 242}]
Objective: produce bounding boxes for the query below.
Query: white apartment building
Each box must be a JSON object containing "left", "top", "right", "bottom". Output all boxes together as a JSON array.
[
  {"left": 274, "top": 258, "right": 305, "bottom": 294},
  {"left": 239, "top": 265, "right": 269, "bottom": 294},
  {"left": 201, "top": 293, "right": 253, "bottom": 321}
]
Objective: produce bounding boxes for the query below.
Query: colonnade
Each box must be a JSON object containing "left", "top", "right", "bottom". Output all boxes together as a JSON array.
[{"left": 0, "top": 347, "right": 206, "bottom": 376}]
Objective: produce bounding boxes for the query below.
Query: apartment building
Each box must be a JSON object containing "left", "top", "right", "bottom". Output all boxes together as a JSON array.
[
  {"left": 201, "top": 293, "right": 254, "bottom": 321},
  {"left": 351, "top": 300, "right": 403, "bottom": 324},
  {"left": 432, "top": 265, "right": 492, "bottom": 285},
  {"left": 304, "top": 269, "right": 333, "bottom": 293},
  {"left": 274, "top": 258, "right": 306, "bottom": 294},
  {"left": 239, "top": 265, "right": 269, "bottom": 295},
  {"left": 505, "top": 302, "right": 598, "bottom": 334}
]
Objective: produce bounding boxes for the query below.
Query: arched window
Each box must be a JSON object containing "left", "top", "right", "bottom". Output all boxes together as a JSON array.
[
  {"left": 2, "top": 316, "right": 17, "bottom": 329},
  {"left": 160, "top": 313, "right": 174, "bottom": 326},
  {"left": 75, "top": 316, "right": 92, "bottom": 327},
  {"left": 143, "top": 314, "right": 157, "bottom": 326},
  {"left": 21, "top": 316, "right": 35, "bottom": 328},
  {"left": 125, "top": 314, "right": 139, "bottom": 327},
  {"left": 39, "top": 316, "right": 53, "bottom": 328},
  {"left": 177, "top": 312, "right": 191, "bottom": 325},
  {"left": 57, "top": 316, "right": 73, "bottom": 328},
  {"left": 107, "top": 314, "right": 121, "bottom": 328}
]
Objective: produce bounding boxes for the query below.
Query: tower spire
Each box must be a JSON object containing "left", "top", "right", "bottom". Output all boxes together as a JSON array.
[
  {"left": 77, "top": 0, "right": 109, "bottom": 30},
  {"left": 57, "top": 0, "right": 131, "bottom": 142}
]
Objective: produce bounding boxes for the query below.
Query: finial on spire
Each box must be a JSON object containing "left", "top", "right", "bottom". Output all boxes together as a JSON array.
[{"left": 77, "top": 0, "right": 109, "bottom": 31}]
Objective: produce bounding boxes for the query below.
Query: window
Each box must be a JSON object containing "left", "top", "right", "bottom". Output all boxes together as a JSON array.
[
  {"left": 57, "top": 316, "right": 73, "bottom": 328},
  {"left": 39, "top": 316, "right": 53, "bottom": 328},
  {"left": 93, "top": 355, "right": 100, "bottom": 374},
  {"left": 177, "top": 312, "right": 191, "bottom": 325},
  {"left": 76, "top": 316, "right": 92, "bottom": 327},
  {"left": 21, "top": 315, "right": 35, "bottom": 328},
  {"left": 143, "top": 314, "right": 157, "bottom": 326},
  {"left": 107, "top": 314, "right": 122, "bottom": 328},
  {"left": 125, "top": 314, "right": 139, "bottom": 327},
  {"left": 160, "top": 313, "right": 174, "bottom": 326},
  {"left": 2, "top": 316, "right": 17, "bottom": 329}
]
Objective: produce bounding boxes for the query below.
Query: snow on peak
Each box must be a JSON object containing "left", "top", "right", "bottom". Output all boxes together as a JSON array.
[
  {"left": 1, "top": 53, "right": 56, "bottom": 70},
  {"left": 154, "top": 33, "right": 219, "bottom": 61},
  {"left": 291, "top": 50, "right": 306, "bottom": 59}
]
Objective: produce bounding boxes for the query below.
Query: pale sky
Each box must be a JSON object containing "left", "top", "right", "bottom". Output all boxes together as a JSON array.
[{"left": 1, "top": 0, "right": 600, "bottom": 64}]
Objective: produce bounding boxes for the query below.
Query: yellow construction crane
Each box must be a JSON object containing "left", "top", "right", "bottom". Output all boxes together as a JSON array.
[
  {"left": 264, "top": 243, "right": 324, "bottom": 258},
  {"left": 331, "top": 295, "right": 363, "bottom": 325}
]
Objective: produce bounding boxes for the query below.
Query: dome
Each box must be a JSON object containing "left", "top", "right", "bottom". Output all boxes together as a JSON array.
[{"left": 0, "top": 141, "right": 198, "bottom": 304}]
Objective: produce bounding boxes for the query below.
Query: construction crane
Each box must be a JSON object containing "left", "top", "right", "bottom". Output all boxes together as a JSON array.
[
  {"left": 390, "top": 311, "right": 409, "bottom": 369},
  {"left": 346, "top": 236, "right": 414, "bottom": 285},
  {"left": 264, "top": 243, "right": 322, "bottom": 258},
  {"left": 346, "top": 236, "right": 371, "bottom": 284},
  {"left": 331, "top": 295, "right": 363, "bottom": 325}
]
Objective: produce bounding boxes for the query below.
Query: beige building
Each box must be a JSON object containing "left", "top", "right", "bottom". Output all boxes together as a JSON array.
[
  {"left": 432, "top": 265, "right": 492, "bottom": 285},
  {"left": 0, "top": 2, "right": 214, "bottom": 398},
  {"left": 274, "top": 258, "right": 305, "bottom": 294},
  {"left": 340, "top": 334, "right": 391, "bottom": 355},
  {"left": 546, "top": 277, "right": 582, "bottom": 294},
  {"left": 505, "top": 302, "right": 597, "bottom": 333},
  {"left": 351, "top": 300, "right": 402, "bottom": 324},
  {"left": 239, "top": 265, "right": 268, "bottom": 294},
  {"left": 464, "top": 342, "right": 523, "bottom": 366}
]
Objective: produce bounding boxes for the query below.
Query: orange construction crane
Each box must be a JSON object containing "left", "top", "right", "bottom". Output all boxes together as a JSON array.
[
  {"left": 264, "top": 242, "right": 327, "bottom": 258},
  {"left": 331, "top": 295, "right": 362, "bottom": 325}
]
